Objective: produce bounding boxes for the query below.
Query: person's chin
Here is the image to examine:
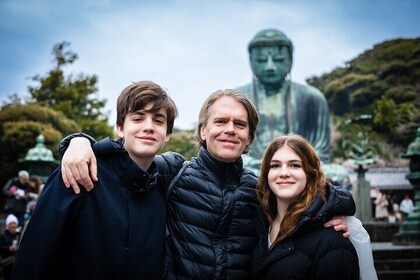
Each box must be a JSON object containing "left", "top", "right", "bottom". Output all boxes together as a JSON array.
[{"left": 138, "top": 146, "right": 161, "bottom": 157}]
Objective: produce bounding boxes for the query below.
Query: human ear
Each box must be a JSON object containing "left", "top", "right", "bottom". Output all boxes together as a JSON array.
[
  {"left": 246, "top": 134, "right": 252, "bottom": 146},
  {"left": 165, "top": 134, "right": 171, "bottom": 143},
  {"left": 116, "top": 125, "right": 124, "bottom": 138},
  {"left": 200, "top": 125, "right": 207, "bottom": 141}
]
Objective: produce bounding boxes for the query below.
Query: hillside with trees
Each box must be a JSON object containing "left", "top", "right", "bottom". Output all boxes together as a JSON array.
[{"left": 307, "top": 38, "right": 420, "bottom": 162}]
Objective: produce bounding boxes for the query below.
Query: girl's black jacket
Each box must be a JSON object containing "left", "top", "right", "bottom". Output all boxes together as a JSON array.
[{"left": 251, "top": 184, "right": 359, "bottom": 280}]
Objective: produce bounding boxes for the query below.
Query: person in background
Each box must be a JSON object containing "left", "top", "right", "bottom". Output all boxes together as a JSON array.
[
  {"left": 12, "top": 81, "right": 177, "bottom": 279},
  {"left": 25, "top": 175, "right": 42, "bottom": 220},
  {"left": 343, "top": 176, "right": 353, "bottom": 192},
  {"left": 386, "top": 194, "right": 396, "bottom": 222},
  {"left": 0, "top": 214, "right": 21, "bottom": 280},
  {"left": 400, "top": 193, "right": 414, "bottom": 221},
  {"left": 370, "top": 187, "right": 379, "bottom": 219},
  {"left": 2, "top": 170, "right": 30, "bottom": 226},
  {"left": 252, "top": 135, "right": 359, "bottom": 279},
  {"left": 374, "top": 190, "right": 389, "bottom": 222}
]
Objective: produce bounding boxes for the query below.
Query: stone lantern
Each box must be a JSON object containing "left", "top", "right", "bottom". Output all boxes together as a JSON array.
[
  {"left": 393, "top": 127, "right": 420, "bottom": 245},
  {"left": 345, "top": 115, "right": 375, "bottom": 222},
  {"left": 349, "top": 132, "right": 375, "bottom": 222},
  {"left": 20, "top": 134, "right": 59, "bottom": 183}
]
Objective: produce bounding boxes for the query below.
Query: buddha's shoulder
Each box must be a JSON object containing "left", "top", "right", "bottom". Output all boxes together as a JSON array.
[{"left": 291, "top": 81, "right": 325, "bottom": 99}]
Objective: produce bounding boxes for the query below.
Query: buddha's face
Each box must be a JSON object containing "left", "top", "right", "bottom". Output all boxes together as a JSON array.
[{"left": 250, "top": 45, "right": 292, "bottom": 88}]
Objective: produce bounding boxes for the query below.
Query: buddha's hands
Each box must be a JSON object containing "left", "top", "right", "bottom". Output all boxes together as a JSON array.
[
  {"left": 324, "top": 215, "right": 350, "bottom": 238},
  {"left": 61, "top": 137, "right": 98, "bottom": 194}
]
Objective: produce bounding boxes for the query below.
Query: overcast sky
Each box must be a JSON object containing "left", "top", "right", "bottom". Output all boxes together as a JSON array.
[{"left": 1, "top": 0, "right": 419, "bottom": 129}]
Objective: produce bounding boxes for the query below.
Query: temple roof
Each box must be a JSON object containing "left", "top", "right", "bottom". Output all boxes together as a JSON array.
[
  {"left": 21, "top": 134, "right": 59, "bottom": 163},
  {"left": 349, "top": 168, "right": 411, "bottom": 190}
]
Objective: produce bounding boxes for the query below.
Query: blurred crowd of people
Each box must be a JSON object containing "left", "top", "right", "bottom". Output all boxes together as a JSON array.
[
  {"left": 0, "top": 170, "right": 44, "bottom": 280},
  {"left": 372, "top": 188, "right": 414, "bottom": 223},
  {"left": 2, "top": 170, "right": 44, "bottom": 225},
  {"left": 326, "top": 176, "right": 415, "bottom": 223}
]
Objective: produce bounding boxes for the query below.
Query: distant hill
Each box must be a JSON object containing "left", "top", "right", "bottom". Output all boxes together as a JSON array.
[{"left": 307, "top": 38, "right": 420, "bottom": 152}]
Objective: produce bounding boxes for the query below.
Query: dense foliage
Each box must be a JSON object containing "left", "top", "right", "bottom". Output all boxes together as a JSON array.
[
  {"left": 160, "top": 129, "right": 197, "bottom": 160},
  {"left": 0, "top": 103, "right": 80, "bottom": 183},
  {"left": 307, "top": 38, "right": 420, "bottom": 161}
]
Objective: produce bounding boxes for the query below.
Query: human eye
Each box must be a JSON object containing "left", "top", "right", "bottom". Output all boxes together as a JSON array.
[
  {"left": 153, "top": 113, "right": 167, "bottom": 125},
  {"left": 290, "top": 162, "right": 302, "bottom": 168},
  {"left": 214, "top": 119, "right": 226, "bottom": 125},
  {"left": 235, "top": 121, "right": 247, "bottom": 129},
  {"left": 131, "top": 115, "right": 144, "bottom": 122},
  {"left": 270, "top": 162, "right": 280, "bottom": 169},
  {"left": 154, "top": 118, "right": 165, "bottom": 125}
]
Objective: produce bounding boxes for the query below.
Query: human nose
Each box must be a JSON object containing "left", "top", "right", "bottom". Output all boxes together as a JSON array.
[
  {"left": 279, "top": 165, "right": 290, "bottom": 177},
  {"left": 143, "top": 117, "right": 155, "bottom": 132},
  {"left": 224, "top": 121, "right": 236, "bottom": 134}
]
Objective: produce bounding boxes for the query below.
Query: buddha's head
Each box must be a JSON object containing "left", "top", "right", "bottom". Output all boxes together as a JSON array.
[{"left": 248, "top": 29, "right": 293, "bottom": 88}]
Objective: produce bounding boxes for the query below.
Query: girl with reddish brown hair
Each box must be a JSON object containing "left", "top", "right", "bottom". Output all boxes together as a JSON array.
[{"left": 253, "top": 134, "right": 360, "bottom": 279}]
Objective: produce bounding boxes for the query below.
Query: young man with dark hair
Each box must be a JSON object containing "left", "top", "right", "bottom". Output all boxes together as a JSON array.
[{"left": 12, "top": 81, "right": 177, "bottom": 280}]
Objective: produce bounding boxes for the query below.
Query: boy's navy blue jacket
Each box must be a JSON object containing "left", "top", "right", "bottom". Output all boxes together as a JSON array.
[{"left": 12, "top": 138, "right": 166, "bottom": 280}]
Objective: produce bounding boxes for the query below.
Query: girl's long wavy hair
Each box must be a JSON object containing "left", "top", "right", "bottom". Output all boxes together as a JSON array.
[{"left": 256, "top": 134, "right": 326, "bottom": 248}]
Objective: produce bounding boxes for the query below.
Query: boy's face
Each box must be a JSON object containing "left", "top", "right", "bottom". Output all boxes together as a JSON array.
[{"left": 117, "top": 103, "right": 170, "bottom": 168}]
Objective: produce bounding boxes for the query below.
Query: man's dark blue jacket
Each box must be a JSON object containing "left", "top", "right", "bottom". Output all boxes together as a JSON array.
[{"left": 12, "top": 138, "right": 166, "bottom": 280}]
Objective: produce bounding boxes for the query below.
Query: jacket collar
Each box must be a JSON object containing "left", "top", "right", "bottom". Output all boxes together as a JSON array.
[
  {"left": 93, "top": 138, "right": 158, "bottom": 193},
  {"left": 197, "top": 146, "right": 244, "bottom": 176},
  {"left": 292, "top": 182, "right": 356, "bottom": 228}
]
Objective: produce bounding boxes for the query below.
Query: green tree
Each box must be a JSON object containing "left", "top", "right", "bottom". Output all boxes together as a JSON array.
[
  {"left": 331, "top": 115, "right": 384, "bottom": 159},
  {"left": 28, "top": 41, "right": 113, "bottom": 139},
  {"left": 374, "top": 97, "right": 418, "bottom": 143},
  {"left": 0, "top": 103, "right": 80, "bottom": 185}
]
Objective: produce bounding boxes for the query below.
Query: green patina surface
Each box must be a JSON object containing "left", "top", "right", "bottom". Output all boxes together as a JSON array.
[{"left": 239, "top": 29, "right": 331, "bottom": 172}]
